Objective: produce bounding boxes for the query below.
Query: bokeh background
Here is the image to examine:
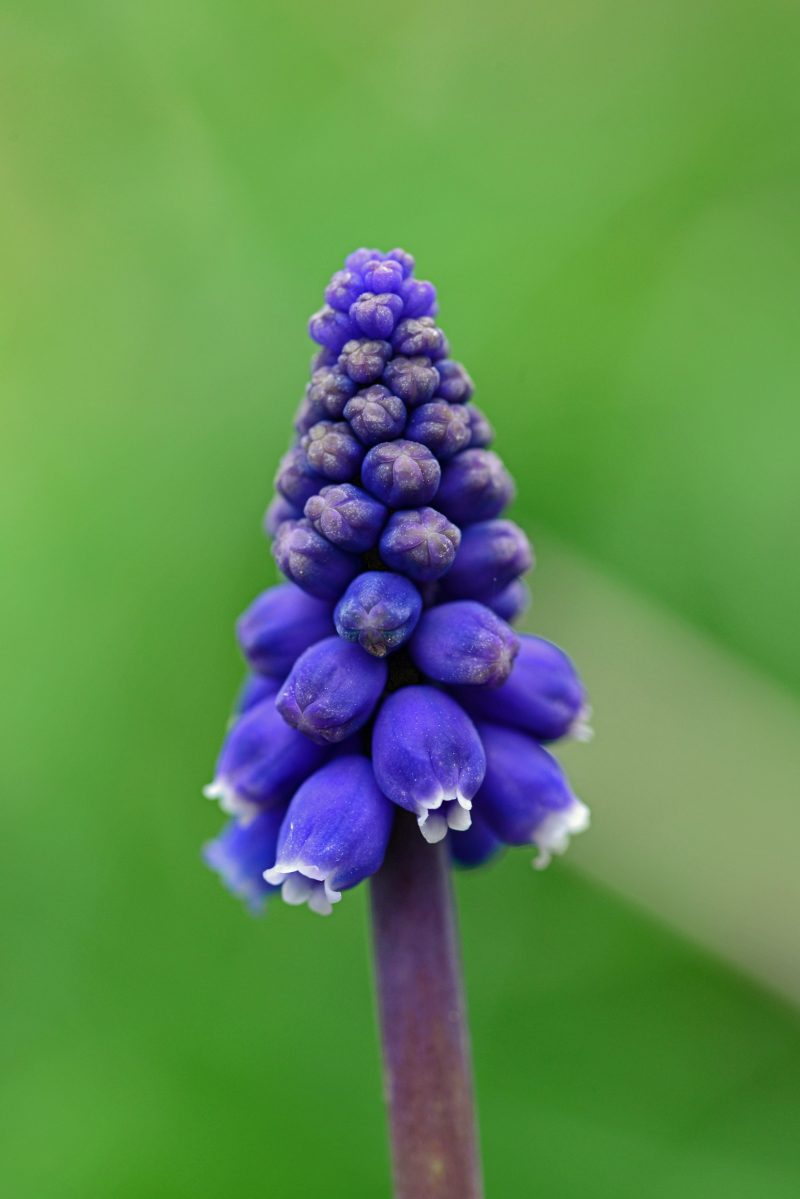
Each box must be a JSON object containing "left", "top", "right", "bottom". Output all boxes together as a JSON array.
[{"left": 3, "top": 1, "right": 800, "bottom": 1196}]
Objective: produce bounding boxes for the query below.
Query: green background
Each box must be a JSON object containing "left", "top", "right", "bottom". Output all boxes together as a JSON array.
[{"left": 3, "top": 1, "right": 799, "bottom": 1196}]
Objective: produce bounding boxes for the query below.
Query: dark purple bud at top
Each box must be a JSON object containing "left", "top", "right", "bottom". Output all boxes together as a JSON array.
[
  {"left": 236, "top": 583, "right": 334, "bottom": 678},
  {"left": 304, "top": 482, "right": 386, "bottom": 553},
  {"left": 301, "top": 420, "right": 364, "bottom": 482},
  {"left": 350, "top": 292, "right": 404, "bottom": 339},
  {"left": 406, "top": 400, "right": 471, "bottom": 460},
  {"left": 482, "top": 578, "right": 530, "bottom": 623},
  {"left": 465, "top": 403, "right": 494, "bottom": 448},
  {"left": 272, "top": 519, "right": 360, "bottom": 600},
  {"left": 325, "top": 269, "right": 364, "bottom": 312},
  {"left": 203, "top": 807, "right": 285, "bottom": 912},
  {"left": 472, "top": 721, "right": 589, "bottom": 867},
  {"left": 263, "top": 494, "right": 300, "bottom": 537},
  {"left": 435, "top": 449, "right": 516, "bottom": 525},
  {"left": 308, "top": 306, "right": 357, "bottom": 353},
  {"left": 346, "top": 247, "right": 384, "bottom": 272},
  {"left": 264, "top": 755, "right": 394, "bottom": 914},
  {"left": 362, "top": 257, "right": 404, "bottom": 294},
  {"left": 382, "top": 355, "right": 440, "bottom": 407},
  {"left": 453, "top": 635, "right": 588, "bottom": 742},
  {"left": 274, "top": 446, "right": 325, "bottom": 508},
  {"left": 306, "top": 366, "right": 357, "bottom": 419},
  {"left": 410, "top": 600, "right": 519, "bottom": 686},
  {"left": 338, "top": 338, "right": 392, "bottom": 385},
  {"left": 449, "top": 813, "right": 502, "bottom": 869},
  {"left": 379, "top": 507, "right": 461, "bottom": 582},
  {"left": 392, "top": 316, "right": 447, "bottom": 359},
  {"left": 334, "top": 571, "right": 422, "bottom": 657},
  {"left": 434, "top": 359, "right": 475, "bottom": 403},
  {"left": 204, "top": 698, "right": 327, "bottom": 821},
  {"left": 361, "top": 439, "right": 441, "bottom": 507},
  {"left": 277, "top": 636, "right": 388, "bottom": 744},
  {"left": 386, "top": 247, "right": 415, "bottom": 278},
  {"left": 443, "top": 519, "right": 533, "bottom": 599},
  {"left": 234, "top": 673, "right": 279, "bottom": 717},
  {"left": 398, "top": 277, "right": 437, "bottom": 318},
  {"left": 344, "top": 385, "right": 407, "bottom": 445},
  {"left": 372, "top": 686, "right": 485, "bottom": 843}
]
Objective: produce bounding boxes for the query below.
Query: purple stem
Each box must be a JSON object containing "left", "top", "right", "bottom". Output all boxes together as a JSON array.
[{"left": 370, "top": 811, "right": 484, "bottom": 1199}]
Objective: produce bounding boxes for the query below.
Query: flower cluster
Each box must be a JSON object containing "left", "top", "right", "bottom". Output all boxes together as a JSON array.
[{"left": 204, "top": 247, "right": 591, "bottom": 915}]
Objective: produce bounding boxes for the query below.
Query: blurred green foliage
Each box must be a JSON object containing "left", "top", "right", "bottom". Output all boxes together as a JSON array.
[{"left": 2, "top": 1, "right": 799, "bottom": 1196}]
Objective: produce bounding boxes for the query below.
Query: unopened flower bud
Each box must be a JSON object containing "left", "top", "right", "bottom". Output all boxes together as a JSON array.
[
  {"left": 435, "top": 359, "right": 474, "bottom": 403},
  {"left": 361, "top": 439, "right": 441, "bottom": 507},
  {"left": 350, "top": 292, "right": 404, "bottom": 339},
  {"left": 406, "top": 400, "right": 471, "bottom": 459},
  {"left": 379, "top": 507, "right": 461, "bottom": 582},
  {"left": 272, "top": 519, "right": 360, "bottom": 600},
  {"left": 436, "top": 449, "right": 515, "bottom": 525},
  {"left": 301, "top": 420, "right": 365, "bottom": 482},
  {"left": 410, "top": 600, "right": 519, "bottom": 686},
  {"left": 344, "top": 385, "right": 407, "bottom": 445},
  {"left": 304, "top": 483, "right": 387, "bottom": 553},
  {"left": 338, "top": 338, "right": 392, "bottom": 385},
  {"left": 236, "top": 583, "right": 334, "bottom": 678},
  {"left": 335, "top": 571, "right": 422, "bottom": 657},
  {"left": 277, "top": 636, "right": 388, "bottom": 743},
  {"left": 382, "top": 355, "right": 440, "bottom": 406},
  {"left": 443, "top": 519, "right": 533, "bottom": 599}
]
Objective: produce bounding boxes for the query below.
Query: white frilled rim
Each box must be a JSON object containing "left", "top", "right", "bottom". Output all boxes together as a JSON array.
[
  {"left": 416, "top": 790, "right": 473, "bottom": 845},
  {"left": 263, "top": 861, "right": 342, "bottom": 917},
  {"left": 203, "top": 779, "right": 259, "bottom": 824},
  {"left": 569, "top": 703, "right": 595, "bottom": 743},
  {"left": 532, "top": 797, "right": 591, "bottom": 870}
]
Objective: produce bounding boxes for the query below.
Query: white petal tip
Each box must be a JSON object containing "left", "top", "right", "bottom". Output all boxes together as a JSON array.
[{"left": 531, "top": 798, "right": 591, "bottom": 869}]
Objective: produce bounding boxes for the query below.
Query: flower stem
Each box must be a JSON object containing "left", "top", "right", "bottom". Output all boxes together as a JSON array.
[{"left": 370, "top": 811, "right": 484, "bottom": 1199}]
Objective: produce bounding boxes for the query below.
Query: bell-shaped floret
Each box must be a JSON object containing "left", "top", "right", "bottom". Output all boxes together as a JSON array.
[
  {"left": 435, "top": 449, "right": 515, "bottom": 525},
  {"left": 442, "top": 519, "right": 533, "bottom": 600},
  {"left": 236, "top": 584, "right": 334, "bottom": 678},
  {"left": 276, "top": 636, "right": 388, "bottom": 744},
  {"left": 203, "top": 808, "right": 285, "bottom": 912},
  {"left": 410, "top": 600, "right": 519, "bottom": 686}
]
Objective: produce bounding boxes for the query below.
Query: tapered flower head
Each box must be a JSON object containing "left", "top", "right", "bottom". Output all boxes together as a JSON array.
[{"left": 204, "top": 246, "right": 591, "bottom": 915}]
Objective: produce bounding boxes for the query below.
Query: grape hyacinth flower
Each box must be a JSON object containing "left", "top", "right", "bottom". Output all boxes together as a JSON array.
[{"left": 202, "top": 247, "right": 592, "bottom": 1199}]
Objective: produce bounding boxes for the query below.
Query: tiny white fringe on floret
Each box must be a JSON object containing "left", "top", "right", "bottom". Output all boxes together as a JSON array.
[
  {"left": 569, "top": 703, "right": 595, "bottom": 743},
  {"left": 532, "top": 797, "right": 591, "bottom": 870},
  {"left": 417, "top": 789, "right": 473, "bottom": 845},
  {"left": 263, "top": 860, "right": 342, "bottom": 917},
  {"left": 203, "top": 779, "right": 259, "bottom": 824}
]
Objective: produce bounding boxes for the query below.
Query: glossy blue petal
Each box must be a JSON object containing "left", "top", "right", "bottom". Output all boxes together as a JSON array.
[
  {"left": 410, "top": 600, "right": 519, "bottom": 686},
  {"left": 236, "top": 584, "right": 334, "bottom": 678},
  {"left": 435, "top": 449, "right": 515, "bottom": 525},
  {"left": 276, "top": 636, "right": 388, "bottom": 744},
  {"left": 442, "top": 519, "right": 533, "bottom": 600}
]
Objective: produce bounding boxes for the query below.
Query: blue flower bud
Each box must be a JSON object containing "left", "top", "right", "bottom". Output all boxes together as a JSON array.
[
  {"left": 465, "top": 403, "right": 494, "bottom": 448},
  {"left": 274, "top": 446, "right": 325, "bottom": 508},
  {"left": 310, "top": 346, "right": 339, "bottom": 371},
  {"left": 350, "top": 292, "right": 404, "bottom": 339},
  {"left": 382, "top": 355, "right": 440, "bottom": 406},
  {"left": 277, "top": 636, "right": 388, "bottom": 744},
  {"left": 236, "top": 583, "right": 334, "bottom": 677},
  {"left": 398, "top": 277, "right": 437, "bottom": 318},
  {"left": 301, "top": 420, "right": 365, "bottom": 483},
  {"left": 264, "top": 755, "right": 394, "bottom": 915},
  {"left": 304, "top": 482, "right": 387, "bottom": 553},
  {"left": 435, "top": 449, "right": 516, "bottom": 525},
  {"left": 325, "top": 268, "right": 364, "bottom": 312},
  {"left": 334, "top": 571, "right": 422, "bottom": 657},
  {"left": 306, "top": 365, "right": 357, "bottom": 419},
  {"left": 449, "top": 813, "right": 502, "bottom": 869},
  {"left": 203, "top": 808, "right": 285, "bottom": 912},
  {"left": 263, "top": 494, "right": 301, "bottom": 537},
  {"left": 452, "top": 635, "right": 589, "bottom": 742},
  {"left": 405, "top": 400, "right": 471, "bottom": 459},
  {"left": 392, "top": 316, "right": 447, "bottom": 359},
  {"left": 346, "top": 247, "right": 384, "bottom": 272},
  {"left": 473, "top": 721, "right": 589, "bottom": 867},
  {"left": 482, "top": 578, "right": 530, "bottom": 622},
  {"left": 385, "top": 247, "right": 415, "bottom": 277},
  {"left": 372, "top": 686, "right": 485, "bottom": 843},
  {"left": 234, "top": 673, "right": 279, "bottom": 716},
  {"left": 410, "top": 600, "right": 519, "bottom": 686},
  {"left": 204, "top": 698, "right": 328, "bottom": 821},
  {"left": 338, "top": 338, "right": 392, "bottom": 385},
  {"left": 362, "top": 257, "right": 404, "bottom": 294},
  {"left": 344, "top": 385, "right": 407, "bottom": 445},
  {"left": 308, "top": 305, "right": 357, "bottom": 353},
  {"left": 379, "top": 507, "right": 461, "bottom": 582},
  {"left": 361, "top": 439, "right": 441, "bottom": 507},
  {"left": 272, "top": 519, "right": 360, "bottom": 600},
  {"left": 434, "top": 359, "right": 474, "bottom": 403},
  {"left": 442, "top": 519, "right": 533, "bottom": 600}
]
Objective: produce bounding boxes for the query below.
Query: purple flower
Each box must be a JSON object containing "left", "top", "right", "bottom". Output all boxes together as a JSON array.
[
  {"left": 335, "top": 571, "right": 422, "bottom": 657},
  {"left": 385, "top": 247, "right": 415, "bottom": 277},
  {"left": 435, "top": 449, "right": 516, "bottom": 525},
  {"left": 301, "top": 420, "right": 365, "bottom": 482},
  {"left": 465, "top": 404, "right": 494, "bottom": 448},
  {"left": 344, "top": 385, "right": 407, "bottom": 445},
  {"left": 304, "top": 483, "right": 387, "bottom": 553},
  {"left": 233, "top": 673, "right": 279, "bottom": 716},
  {"left": 406, "top": 400, "right": 471, "bottom": 459},
  {"left": 383, "top": 356, "right": 440, "bottom": 406},
  {"left": 379, "top": 507, "right": 461, "bottom": 582},
  {"left": 272, "top": 519, "right": 360, "bottom": 599},
  {"left": 277, "top": 636, "right": 388, "bottom": 743},
  {"left": 264, "top": 755, "right": 393, "bottom": 915},
  {"left": 452, "top": 635, "right": 589, "bottom": 742},
  {"left": 398, "top": 277, "right": 437, "bottom": 318},
  {"left": 410, "top": 600, "right": 519, "bottom": 686},
  {"left": 350, "top": 292, "right": 404, "bottom": 339},
  {"left": 308, "top": 306, "right": 357, "bottom": 353},
  {"left": 204, "top": 698, "right": 327, "bottom": 821},
  {"left": 362, "top": 258, "right": 404, "bottom": 294},
  {"left": 392, "top": 316, "right": 447, "bottom": 359},
  {"left": 346, "top": 247, "right": 384, "bottom": 272},
  {"left": 263, "top": 494, "right": 300, "bottom": 537},
  {"left": 435, "top": 360, "right": 474, "bottom": 403},
  {"left": 325, "top": 269, "right": 364, "bottom": 312},
  {"left": 473, "top": 721, "right": 590, "bottom": 868},
  {"left": 482, "top": 578, "right": 530, "bottom": 622},
  {"left": 361, "top": 439, "right": 441, "bottom": 507},
  {"left": 203, "top": 808, "right": 285, "bottom": 912},
  {"left": 372, "top": 686, "right": 485, "bottom": 842},
  {"left": 236, "top": 583, "right": 334, "bottom": 678},
  {"left": 306, "top": 366, "right": 357, "bottom": 419},
  {"left": 338, "top": 338, "right": 392, "bottom": 386},
  {"left": 442, "top": 519, "right": 533, "bottom": 600},
  {"left": 274, "top": 446, "right": 324, "bottom": 508}
]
